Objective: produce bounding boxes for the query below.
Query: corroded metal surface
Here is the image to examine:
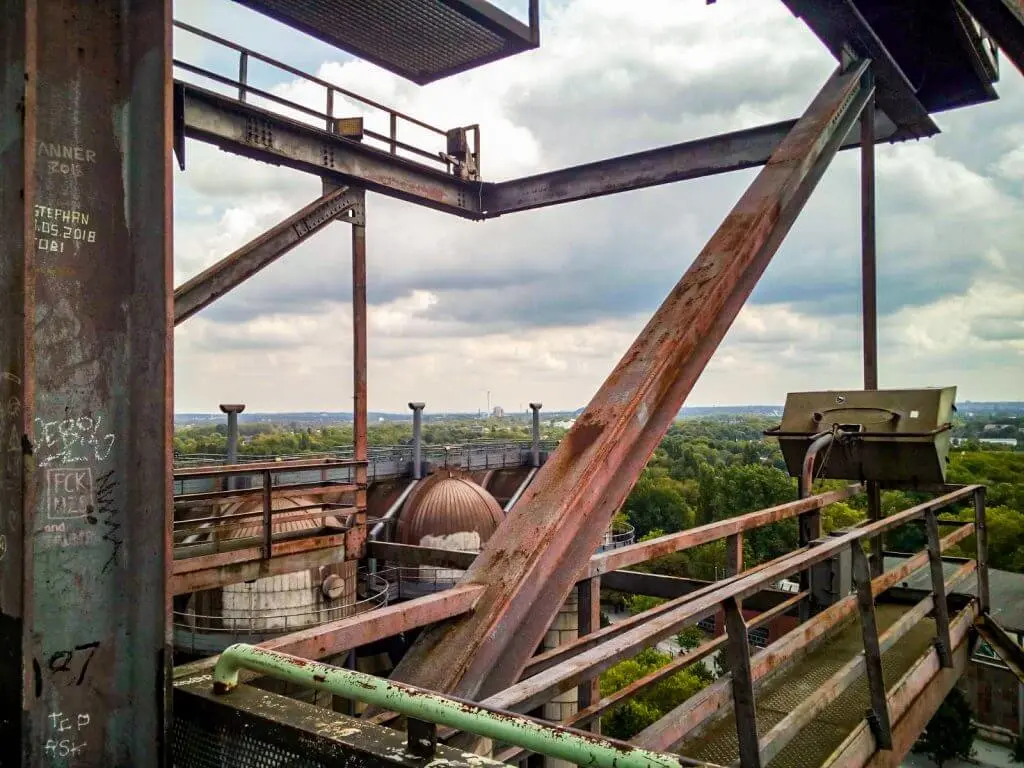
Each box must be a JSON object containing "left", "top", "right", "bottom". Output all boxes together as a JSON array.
[
  {"left": 174, "top": 186, "right": 358, "bottom": 324},
  {"left": 0, "top": 0, "right": 172, "bottom": 764},
  {"left": 388, "top": 61, "right": 874, "bottom": 703},
  {"left": 211, "top": 644, "right": 693, "bottom": 768},
  {"left": 173, "top": 672, "right": 511, "bottom": 767}
]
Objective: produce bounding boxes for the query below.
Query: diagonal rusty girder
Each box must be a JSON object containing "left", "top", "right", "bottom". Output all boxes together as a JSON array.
[
  {"left": 174, "top": 185, "right": 360, "bottom": 324},
  {"left": 387, "top": 61, "right": 875, "bottom": 701}
]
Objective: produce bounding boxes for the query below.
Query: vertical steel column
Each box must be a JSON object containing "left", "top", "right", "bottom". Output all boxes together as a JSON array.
[
  {"left": 924, "top": 511, "right": 953, "bottom": 667},
  {"left": 851, "top": 542, "right": 893, "bottom": 750},
  {"left": 410, "top": 402, "right": 425, "bottom": 480},
  {"left": 724, "top": 598, "right": 761, "bottom": 768},
  {"left": 861, "top": 90, "right": 884, "bottom": 579},
  {"left": 0, "top": 0, "right": 172, "bottom": 764},
  {"left": 726, "top": 533, "right": 743, "bottom": 578},
  {"left": 576, "top": 577, "right": 601, "bottom": 733},
  {"left": 352, "top": 193, "right": 368, "bottom": 540},
  {"left": 974, "top": 487, "right": 990, "bottom": 614},
  {"left": 529, "top": 403, "right": 542, "bottom": 468}
]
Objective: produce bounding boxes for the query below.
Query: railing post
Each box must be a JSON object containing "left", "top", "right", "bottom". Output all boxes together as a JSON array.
[
  {"left": 408, "top": 717, "right": 437, "bottom": 758},
  {"left": 726, "top": 532, "right": 743, "bottom": 578},
  {"left": 262, "top": 469, "right": 273, "bottom": 558},
  {"left": 974, "top": 487, "right": 990, "bottom": 614},
  {"left": 924, "top": 511, "right": 953, "bottom": 667},
  {"left": 724, "top": 598, "right": 761, "bottom": 768},
  {"left": 851, "top": 542, "right": 892, "bottom": 750},
  {"left": 326, "top": 88, "right": 334, "bottom": 132},
  {"left": 577, "top": 577, "right": 602, "bottom": 733},
  {"left": 390, "top": 112, "right": 398, "bottom": 154},
  {"left": 238, "top": 51, "right": 249, "bottom": 103}
]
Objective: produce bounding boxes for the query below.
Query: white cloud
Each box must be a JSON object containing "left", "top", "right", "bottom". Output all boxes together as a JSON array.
[{"left": 172, "top": 0, "right": 1024, "bottom": 413}]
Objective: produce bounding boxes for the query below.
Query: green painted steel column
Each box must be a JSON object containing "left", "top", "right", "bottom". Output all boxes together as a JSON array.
[
  {"left": 214, "top": 644, "right": 688, "bottom": 768},
  {"left": 0, "top": 1, "right": 172, "bottom": 764}
]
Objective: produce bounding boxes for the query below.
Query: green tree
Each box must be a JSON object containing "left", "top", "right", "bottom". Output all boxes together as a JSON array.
[
  {"left": 599, "top": 648, "right": 712, "bottom": 739},
  {"left": 623, "top": 471, "right": 693, "bottom": 538},
  {"left": 913, "top": 688, "right": 976, "bottom": 767}
]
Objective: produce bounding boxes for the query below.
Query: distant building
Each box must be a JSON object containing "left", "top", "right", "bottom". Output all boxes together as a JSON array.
[
  {"left": 552, "top": 419, "right": 576, "bottom": 429},
  {"left": 491, "top": 406, "right": 504, "bottom": 418}
]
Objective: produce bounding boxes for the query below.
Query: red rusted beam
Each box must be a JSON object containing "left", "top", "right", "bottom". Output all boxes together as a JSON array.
[
  {"left": 262, "top": 584, "right": 485, "bottom": 659},
  {"left": 351, "top": 194, "right": 368, "bottom": 547},
  {"left": 389, "top": 62, "right": 875, "bottom": 701},
  {"left": 586, "top": 485, "right": 860, "bottom": 578},
  {"left": 175, "top": 584, "right": 487, "bottom": 683},
  {"left": 173, "top": 186, "right": 357, "bottom": 324}
]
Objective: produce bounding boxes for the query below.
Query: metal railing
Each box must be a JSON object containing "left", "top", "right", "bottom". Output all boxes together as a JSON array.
[
  {"left": 211, "top": 643, "right": 689, "bottom": 768},
  {"left": 597, "top": 520, "right": 636, "bottom": 552},
  {"left": 172, "top": 22, "right": 480, "bottom": 176},
  {"left": 173, "top": 457, "right": 365, "bottom": 561},
  {"left": 375, "top": 565, "right": 463, "bottom": 600},
  {"left": 174, "top": 570, "right": 390, "bottom": 656},
  {"left": 173, "top": 439, "right": 560, "bottom": 493}
]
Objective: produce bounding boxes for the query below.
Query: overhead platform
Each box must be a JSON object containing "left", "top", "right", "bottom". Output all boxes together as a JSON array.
[
  {"left": 784, "top": 0, "right": 1001, "bottom": 139},
  {"left": 231, "top": 0, "right": 539, "bottom": 84}
]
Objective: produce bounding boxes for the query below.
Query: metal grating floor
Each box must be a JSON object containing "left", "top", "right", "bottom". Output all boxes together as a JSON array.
[
  {"left": 233, "top": 0, "right": 536, "bottom": 84},
  {"left": 680, "top": 603, "right": 938, "bottom": 768}
]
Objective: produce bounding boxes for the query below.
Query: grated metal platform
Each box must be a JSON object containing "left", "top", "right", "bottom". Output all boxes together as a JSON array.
[
  {"left": 680, "top": 603, "right": 939, "bottom": 768},
  {"left": 232, "top": 0, "right": 538, "bottom": 84}
]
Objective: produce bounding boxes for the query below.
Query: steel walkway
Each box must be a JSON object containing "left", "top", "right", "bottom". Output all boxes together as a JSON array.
[{"left": 681, "top": 603, "right": 940, "bottom": 767}]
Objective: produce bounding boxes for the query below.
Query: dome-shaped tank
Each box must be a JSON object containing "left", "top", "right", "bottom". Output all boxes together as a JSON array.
[
  {"left": 397, "top": 470, "right": 503, "bottom": 550},
  {"left": 394, "top": 470, "right": 504, "bottom": 594}
]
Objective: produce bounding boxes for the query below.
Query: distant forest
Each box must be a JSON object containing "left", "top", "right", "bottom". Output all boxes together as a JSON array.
[{"left": 173, "top": 410, "right": 1023, "bottom": 737}]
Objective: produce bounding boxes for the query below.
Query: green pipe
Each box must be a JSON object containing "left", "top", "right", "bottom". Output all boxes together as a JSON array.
[{"left": 214, "top": 643, "right": 688, "bottom": 768}]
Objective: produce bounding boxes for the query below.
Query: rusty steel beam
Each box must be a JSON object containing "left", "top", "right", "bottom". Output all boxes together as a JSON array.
[
  {"left": 960, "top": 0, "right": 1024, "bottom": 75},
  {"left": 483, "top": 115, "right": 902, "bottom": 215},
  {"left": 589, "top": 485, "right": 860, "bottom": 578},
  {"left": 179, "top": 84, "right": 482, "bottom": 218},
  {"left": 350, "top": 190, "right": 369, "bottom": 558},
  {"left": 261, "top": 585, "right": 486, "bottom": 659},
  {"left": 385, "top": 59, "right": 879, "bottom": 700},
  {"left": 175, "top": 584, "right": 487, "bottom": 683},
  {"left": 0, "top": 0, "right": 173, "bottom": 764},
  {"left": 174, "top": 186, "right": 358, "bottom": 324},
  {"left": 633, "top": 518, "right": 976, "bottom": 752}
]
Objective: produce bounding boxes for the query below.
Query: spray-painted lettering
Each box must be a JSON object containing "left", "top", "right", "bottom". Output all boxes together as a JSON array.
[{"left": 34, "top": 415, "right": 115, "bottom": 467}]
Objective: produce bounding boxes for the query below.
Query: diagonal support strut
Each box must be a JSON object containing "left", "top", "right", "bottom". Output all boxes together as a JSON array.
[
  {"left": 385, "top": 61, "right": 875, "bottom": 702},
  {"left": 174, "top": 185, "right": 360, "bottom": 324}
]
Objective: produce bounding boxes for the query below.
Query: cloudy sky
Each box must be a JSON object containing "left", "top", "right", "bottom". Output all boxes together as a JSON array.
[{"left": 172, "top": 0, "right": 1024, "bottom": 415}]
